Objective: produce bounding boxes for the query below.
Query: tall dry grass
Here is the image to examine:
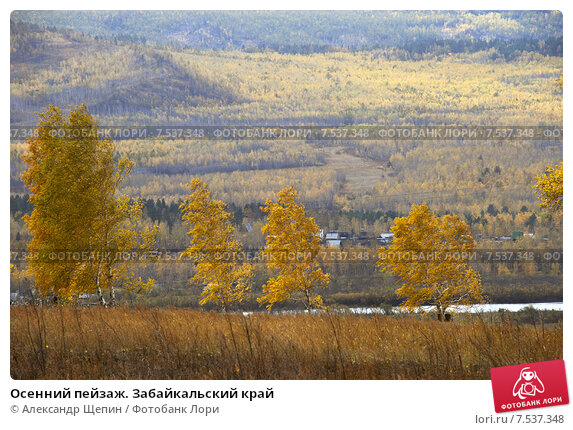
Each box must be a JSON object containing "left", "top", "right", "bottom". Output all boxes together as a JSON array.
[{"left": 10, "top": 306, "right": 562, "bottom": 380}]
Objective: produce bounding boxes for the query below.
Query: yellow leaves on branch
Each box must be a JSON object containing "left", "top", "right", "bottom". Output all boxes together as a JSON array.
[
  {"left": 180, "top": 182, "right": 329, "bottom": 312},
  {"left": 180, "top": 179, "right": 252, "bottom": 311},
  {"left": 377, "top": 203, "right": 485, "bottom": 318},
  {"left": 534, "top": 163, "right": 563, "bottom": 214},
  {"left": 21, "top": 104, "right": 158, "bottom": 302},
  {"left": 96, "top": 196, "right": 160, "bottom": 300},
  {"left": 258, "top": 186, "right": 329, "bottom": 312}
]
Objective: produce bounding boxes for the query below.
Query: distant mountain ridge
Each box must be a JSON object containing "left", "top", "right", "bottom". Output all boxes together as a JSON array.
[{"left": 11, "top": 10, "right": 563, "bottom": 53}]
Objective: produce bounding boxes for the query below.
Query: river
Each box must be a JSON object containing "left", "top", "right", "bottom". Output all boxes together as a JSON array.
[{"left": 348, "top": 302, "right": 564, "bottom": 314}]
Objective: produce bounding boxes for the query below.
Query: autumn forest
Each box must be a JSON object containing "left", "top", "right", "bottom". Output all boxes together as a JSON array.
[{"left": 9, "top": 11, "right": 563, "bottom": 379}]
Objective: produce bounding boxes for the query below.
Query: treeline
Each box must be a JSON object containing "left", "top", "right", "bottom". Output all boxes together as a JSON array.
[
  {"left": 10, "top": 194, "right": 400, "bottom": 231},
  {"left": 10, "top": 191, "right": 562, "bottom": 251},
  {"left": 11, "top": 194, "right": 182, "bottom": 231},
  {"left": 11, "top": 11, "right": 562, "bottom": 52},
  {"left": 396, "top": 37, "right": 562, "bottom": 60},
  {"left": 257, "top": 37, "right": 562, "bottom": 58},
  {"left": 361, "top": 141, "right": 561, "bottom": 214},
  {"left": 9, "top": 194, "right": 33, "bottom": 217},
  {"left": 11, "top": 22, "right": 562, "bottom": 126}
]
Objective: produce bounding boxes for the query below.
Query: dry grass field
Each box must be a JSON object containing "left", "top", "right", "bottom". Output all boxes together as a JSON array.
[
  {"left": 10, "top": 306, "right": 562, "bottom": 380},
  {"left": 322, "top": 146, "right": 388, "bottom": 196}
]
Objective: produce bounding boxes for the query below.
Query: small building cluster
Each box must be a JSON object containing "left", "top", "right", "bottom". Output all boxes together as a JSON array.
[
  {"left": 321, "top": 230, "right": 537, "bottom": 247},
  {"left": 322, "top": 230, "right": 394, "bottom": 248}
]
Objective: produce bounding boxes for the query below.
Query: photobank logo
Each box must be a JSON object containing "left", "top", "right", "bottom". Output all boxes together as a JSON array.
[
  {"left": 513, "top": 367, "right": 544, "bottom": 399},
  {"left": 491, "top": 360, "right": 569, "bottom": 413}
]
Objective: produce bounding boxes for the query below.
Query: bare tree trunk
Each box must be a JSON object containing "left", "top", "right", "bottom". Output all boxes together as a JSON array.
[
  {"left": 95, "top": 256, "right": 106, "bottom": 306},
  {"left": 108, "top": 267, "right": 115, "bottom": 306},
  {"left": 304, "top": 288, "right": 312, "bottom": 313},
  {"left": 437, "top": 304, "right": 445, "bottom": 321},
  {"left": 97, "top": 287, "right": 106, "bottom": 306},
  {"left": 109, "top": 285, "right": 116, "bottom": 306}
]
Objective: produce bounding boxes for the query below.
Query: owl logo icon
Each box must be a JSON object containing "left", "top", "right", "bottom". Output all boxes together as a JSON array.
[{"left": 513, "top": 367, "right": 545, "bottom": 400}]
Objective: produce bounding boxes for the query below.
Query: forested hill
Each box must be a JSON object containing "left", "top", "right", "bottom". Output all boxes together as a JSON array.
[
  {"left": 11, "top": 22, "right": 239, "bottom": 125},
  {"left": 11, "top": 10, "right": 562, "bottom": 55},
  {"left": 10, "top": 14, "right": 563, "bottom": 126}
]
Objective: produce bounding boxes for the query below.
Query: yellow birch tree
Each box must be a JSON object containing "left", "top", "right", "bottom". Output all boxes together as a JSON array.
[
  {"left": 22, "top": 104, "right": 158, "bottom": 303},
  {"left": 180, "top": 179, "right": 252, "bottom": 311},
  {"left": 258, "top": 186, "right": 329, "bottom": 311},
  {"left": 378, "top": 203, "right": 485, "bottom": 320},
  {"left": 534, "top": 163, "right": 563, "bottom": 214},
  {"left": 87, "top": 196, "right": 159, "bottom": 305}
]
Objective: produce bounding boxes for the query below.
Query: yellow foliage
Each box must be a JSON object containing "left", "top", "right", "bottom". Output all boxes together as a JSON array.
[
  {"left": 258, "top": 186, "right": 329, "bottom": 311},
  {"left": 534, "top": 163, "right": 563, "bottom": 214},
  {"left": 378, "top": 203, "right": 486, "bottom": 319},
  {"left": 21, "top": 105, "right": 158, "bottom": 303},
  {"left": 180, "top": 179, "right": 252, "bottom": 310},
  {"left": 92, "top": 196, "right": 159, "bottom": 303}
]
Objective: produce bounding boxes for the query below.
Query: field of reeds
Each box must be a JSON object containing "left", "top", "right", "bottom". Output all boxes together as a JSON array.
[{"left": 10, "top": 305, "right": 562, "bottom": 380}]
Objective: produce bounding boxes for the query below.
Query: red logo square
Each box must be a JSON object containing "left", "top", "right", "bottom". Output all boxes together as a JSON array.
[{"left": 491, "top": 359, "right": 569, "bottom": 413}]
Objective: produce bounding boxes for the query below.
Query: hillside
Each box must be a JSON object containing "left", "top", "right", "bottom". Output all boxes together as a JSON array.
[
  {"left": 11, "top": 21, "right": 563, "bottom": 126},
  {"left": 11, "top": 10, "right": 563, "bottom": 53},
  {"left": 11, "top": 22, "right": 239, "bottom": 125},
  {"left": 10, "top": 19, "right": 562, "bottom": 213}
]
